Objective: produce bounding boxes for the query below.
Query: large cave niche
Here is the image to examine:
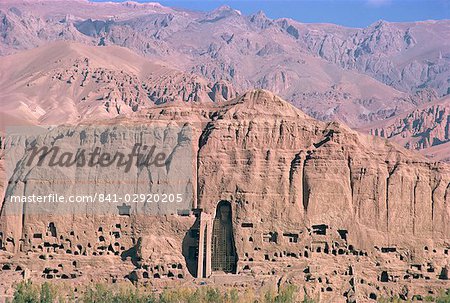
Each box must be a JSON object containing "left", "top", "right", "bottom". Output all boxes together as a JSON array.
[
  {"left": 211, "top": 200, "right": 237, "bottom": 274},
  {"left": 182, "top": 216, "right": 200, "bottom": 277}
]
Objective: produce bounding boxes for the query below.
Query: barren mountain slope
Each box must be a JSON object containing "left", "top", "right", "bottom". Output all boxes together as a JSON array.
[
  {"left": 1, "top": 0, "right": 176, "bottom": 19},
  {"left": 0, "top": 0, "right": 191, "bottom": 56},
  {"left": 0, "top": 1, "right": 448, "bottom": 98},
  {"left": 0, "top": 4, "right": 422, "bottom": 127},
  {"left": 0, "top": 41, "right": 235, "bottom": 126},
  {"left": 287, "top": 18, "right": 450, "bottom": 95},
  {"left": 154, "top": 8, "right": 424, "bottom": 127}
]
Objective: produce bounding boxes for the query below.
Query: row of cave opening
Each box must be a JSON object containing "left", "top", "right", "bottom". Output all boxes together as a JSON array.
[{"left": 182, "top": 202, "right": 350, "bottom": 278}]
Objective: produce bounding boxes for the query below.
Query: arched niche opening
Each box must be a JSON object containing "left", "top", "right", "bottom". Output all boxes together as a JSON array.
[{"left": 211, "top": 200, "right": 237, "bottom": 273}]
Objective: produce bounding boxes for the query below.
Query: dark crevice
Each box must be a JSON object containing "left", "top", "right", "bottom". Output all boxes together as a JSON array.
[
  {"left": 385, "top": 162, "right": 400, "bottom": 231},
  {"left": 347, "top": 156, "right": 354, "bottom": 200},
  {"left": 302, "top": 153, "right": 311, "bottom": 212},
  {"left": 288, "top": 153, "right": 302, "bottom": 204},
  {"left": 198, "top": 122, "right": 215, "bottom": 150},
  {"left": 412, "top": 175, "right": 419, "bottom": 235},
  {"left": 313, "top": 129, "right": 334, "bottom": 149},
  {"left": 445, "top": 183, "right": 450, "bottom": 202},
  {"left": 289, "top": 153, "right": 301, "bottom": 185},
  {"left": 431, "top": 179, "right": 440, "bottom": 229},
  {"left": 444, "top": 115, "right": 449, "bottom": 141}
]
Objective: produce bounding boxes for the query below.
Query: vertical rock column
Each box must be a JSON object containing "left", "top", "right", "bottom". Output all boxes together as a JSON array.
[{"left": 196, "top": 212, "right": 212, "bottom": 278}]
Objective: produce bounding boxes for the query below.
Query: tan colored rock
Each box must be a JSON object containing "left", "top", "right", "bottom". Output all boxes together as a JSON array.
[
  {"left": 367, "top": 95, "right": 450, "bottom": 162},
  {"left": 0, "top": 41, "right": 237, "bottom": 126},
  {"left": 0, "top": 89, "right": 449, "bottom": 301}
]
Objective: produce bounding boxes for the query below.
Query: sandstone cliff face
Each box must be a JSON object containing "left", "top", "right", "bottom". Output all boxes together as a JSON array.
[
  {"left": 0, "top": 122, "right": 197, "bottom": 290},
  {"left": 196, "top": 90, "right": 450, "bottom": 247},
  {"left": 0, "top": 90, "right": 449, "bottom": 301}
]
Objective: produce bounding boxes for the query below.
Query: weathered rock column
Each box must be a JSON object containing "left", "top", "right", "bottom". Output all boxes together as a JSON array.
[
  {"left": 196, "top": 212, "right": 212, "bottom": 278},
  {"left": 205, "top": 215, "right": 213, "bottom": 277}
]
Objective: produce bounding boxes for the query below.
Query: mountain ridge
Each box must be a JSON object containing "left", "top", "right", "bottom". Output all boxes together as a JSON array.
[
  {"left": 366, "top": 95, "right": 450, "bottom": 162},
  {"left": 0, "top": 41, "right": 237, "bottom": 126},
  {"left": 1, "top": 1, "right": 448, "bottom": 129}
]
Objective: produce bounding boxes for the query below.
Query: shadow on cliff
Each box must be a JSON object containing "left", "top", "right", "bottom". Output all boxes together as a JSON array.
[
  {"left": 121, "top": 237, "right": 142, "bottom": 268},
  {"left": 182, "top": 216, "right": 200, "bottom": 278}
]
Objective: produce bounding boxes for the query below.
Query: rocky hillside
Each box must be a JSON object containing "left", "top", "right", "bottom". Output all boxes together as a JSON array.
[
  {"left": 0, "top": 1, "right": 448, "bottom": 127},
  {"left": 0, "top": 1, "right": 448, "bottom": 95},
  {"left": 367, "top": 96, "right": 450, "bottom": 162},
  {"left": 292, "top": 19, "right": 450, "bottom": 96},
  {"left": 0, "top": 41, "right": 236, "bottom": 126}
]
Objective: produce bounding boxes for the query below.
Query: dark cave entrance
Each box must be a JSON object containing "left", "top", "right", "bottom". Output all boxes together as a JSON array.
[
  {"left": 211, "top": 200, "right": 237, "bottom": 273},
  {"left": 182, "top": 216, "right": 200, "bottom": 277},
  {"left": 380, "top": 271, "right": 389, "bottom": 282}
]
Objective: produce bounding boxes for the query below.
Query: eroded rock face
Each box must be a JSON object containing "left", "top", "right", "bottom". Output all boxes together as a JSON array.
[
  {"left": 1, "top": 1, "right": 448, "bottom": 129},
  {"left": 0, "top": 42, "right": 238, "bottom": 126},
  {"left": 197, "top": 90, "right": 450, "bottom": 246},
  {"left": 1, "top": 1, "right": 448, "bottom": 97},
  {"left": 368, "top": 96, "right": 450, "bottom": 162},
  {"left": 0, "top": 90, "right": 449, "bottom": 301}
]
